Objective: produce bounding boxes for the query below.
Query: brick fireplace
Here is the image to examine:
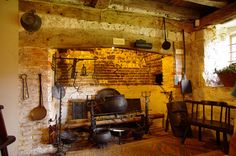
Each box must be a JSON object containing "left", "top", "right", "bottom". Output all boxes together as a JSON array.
[{"left": 18, "top": 46, "right": 174, "bottom": 155}]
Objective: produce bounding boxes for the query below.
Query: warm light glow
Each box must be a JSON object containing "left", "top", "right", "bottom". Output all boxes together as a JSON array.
[
  {"left": 219, "top": 19, "right": 236, "bottom": 28},
  {"left": 203, "top": 20, "right": 236, "bottom": 86}
]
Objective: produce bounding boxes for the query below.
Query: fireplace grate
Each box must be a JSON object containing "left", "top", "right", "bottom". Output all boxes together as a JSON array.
[{"left": 72, "top": 101, "right": 88, "bottom": 119}]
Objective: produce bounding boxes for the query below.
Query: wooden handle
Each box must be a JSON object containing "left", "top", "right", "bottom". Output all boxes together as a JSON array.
[
  {"left": 163, "top": 17, "right": 167, "bottom": 40},
  {"left": 38, "top": 74, "right": 43, "bottom": 106},
  {"left": 182, "top": 29, "right": 186, "bottom": 79}
]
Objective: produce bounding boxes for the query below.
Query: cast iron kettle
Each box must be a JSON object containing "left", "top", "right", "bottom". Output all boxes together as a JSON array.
[
  {"left": 20, "top": 10, "right": 42, "bottom": 32},
  {"left": 162, "top": 17, "right": 171, "bottom": 50}
]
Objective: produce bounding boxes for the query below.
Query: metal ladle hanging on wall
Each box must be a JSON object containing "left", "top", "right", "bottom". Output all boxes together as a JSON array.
[{"left": 162, "top": 17, "right": 171, "bottom": 50}]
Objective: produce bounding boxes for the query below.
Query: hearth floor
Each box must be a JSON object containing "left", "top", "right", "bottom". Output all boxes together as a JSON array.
[{"left": 59, "top": 128, "right": 224, "bottom": 156}]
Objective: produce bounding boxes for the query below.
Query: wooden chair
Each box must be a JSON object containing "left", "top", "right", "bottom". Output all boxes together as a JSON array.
[
  {"left": 181, "top": 100, "right": 236, "bottom": 154},
  {"left": 0, "top": 105, "right": 16, "bottom": 156},
  {"left": 166, "top": 101, "right": 190, "bottom": 137}
]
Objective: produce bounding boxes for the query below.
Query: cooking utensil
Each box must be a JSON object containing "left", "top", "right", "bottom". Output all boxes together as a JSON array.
[
  {"left": 95, "top": 88, "right": 127, "bottom": 114},
  {"left": 102, "top": 95, "right": 127, "bottom": 113},
  {"left": 20, "top": 74, "right": 29, "bottom": 100},
  {"left": 96, "top": 88, "right": 120, "bottom": 102},
  {"left": 30, "top": 74, "right": 47, "bottom": 121},
  {"left": 93, "top": 127, "right": 112, "bottom": 145},
  {"left": 20, "top": 10, "right": 41, "bottom": 32},
  {"left": 60, "top": 131, "right": 77, "bottom": 144},
  {"left": 52, "top": 83, "right": 65, "bottom": 99},
  {"left": 181, "top": 30, "right": 192, "bottom": 95},
  {"left": 162, "top": 17, "right": 171, "bottom": 50}
]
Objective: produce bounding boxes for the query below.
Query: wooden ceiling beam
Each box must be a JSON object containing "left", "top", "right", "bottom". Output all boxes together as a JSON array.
[
  {"left": 95, "top": 0, "right": 110, "bottom": 9},
  {"left": 19, "top": 0, "right": 194, "bottom": 32},
  {"left": 109, "top": 0, "right": 200, "bottom": 21},
  {"left": 197, "top": 1, "right": 236, "bottom": 28},
  {"left": 183, "top": 0, "right": 228, "bottom": 8}
]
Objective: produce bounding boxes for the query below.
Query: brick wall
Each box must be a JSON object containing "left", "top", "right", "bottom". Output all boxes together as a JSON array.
[
  {"left": 18, "top": 46, "right": 174, "bottom": 155},
  {"left": 18, "top": 47, "right": 55, "bottom": 155},
  {"left": 54, "top": 48, "right": 162, "bottom": 86}
]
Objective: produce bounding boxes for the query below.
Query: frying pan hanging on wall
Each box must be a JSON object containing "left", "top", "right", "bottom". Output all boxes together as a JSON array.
[
  {"left": 20, "top": 10, "right": 42, "bottom": 32},
  {"left": 30, "top": 74, "right": 47, "bottom": 121},
  {"left": 162, "top": 17, "right": 171, "bottom": 50}
]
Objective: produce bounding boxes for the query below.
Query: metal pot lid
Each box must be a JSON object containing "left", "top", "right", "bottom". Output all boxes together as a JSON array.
[
  {"left": 95, "top": 88, "right": 120, "bottom": 101},
  {"left": 52, "top": 84, "right": 66, "bottom": 99},
  {"left": 20, "top": 10, "right": 41, "bottom": 32}
]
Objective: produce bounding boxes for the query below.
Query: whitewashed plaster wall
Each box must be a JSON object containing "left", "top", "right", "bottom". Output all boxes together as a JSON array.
[{"left": 0, "top": 1, "right": 19, "bottom": 155}]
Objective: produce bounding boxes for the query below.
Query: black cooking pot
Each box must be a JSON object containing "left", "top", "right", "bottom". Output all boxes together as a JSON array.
[
  {"left": 101, "top": 95, "right": 128, "bottom": 114},
  {"left": 20, "top": 10, "right": 41, "bottom": 32},
  {"left": 60, "top": 131, "right": 77, "bottom": 144},
  {"left": 93, "top": 128, "right": 112, "bottom": 144}
]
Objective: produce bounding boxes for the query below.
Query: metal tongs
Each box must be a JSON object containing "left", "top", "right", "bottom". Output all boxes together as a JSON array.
[{"left": 20, "top": 74, "right": 29, "bottom": 100}]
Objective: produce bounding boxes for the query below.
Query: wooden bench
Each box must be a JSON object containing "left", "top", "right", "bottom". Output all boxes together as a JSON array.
[{"left": 181, "top": 100, "right": 236, "bottom": 153}]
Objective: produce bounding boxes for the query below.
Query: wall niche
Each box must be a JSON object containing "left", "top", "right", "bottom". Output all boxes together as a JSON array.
[{"left": 52, "top": 48, "right": 163, "bottom": 86}]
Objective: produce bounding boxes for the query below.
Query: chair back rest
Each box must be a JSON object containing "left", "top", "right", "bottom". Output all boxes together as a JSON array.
[
  {"left": 167, "top": 101, "right": 188, "bottom": 137},
  {"left": 0, "top": 105, "right": 8, "bottom": 142},
  {"left": 185, "top": 100, "right": 236, "bottom": 131}
]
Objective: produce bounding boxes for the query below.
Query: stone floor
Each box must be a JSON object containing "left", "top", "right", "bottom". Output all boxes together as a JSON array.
[{"left": 53, "top": 127, "right": 225, "bottom": 156}]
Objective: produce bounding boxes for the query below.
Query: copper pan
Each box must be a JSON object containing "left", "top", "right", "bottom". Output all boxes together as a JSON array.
[{"left": 30, "top": 74, "right": 47, "bottom": 121}]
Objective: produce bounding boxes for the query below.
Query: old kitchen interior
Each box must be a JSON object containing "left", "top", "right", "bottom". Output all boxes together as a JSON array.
[{"left": 1, "top": 0, "right": 236, "bottom": 155}]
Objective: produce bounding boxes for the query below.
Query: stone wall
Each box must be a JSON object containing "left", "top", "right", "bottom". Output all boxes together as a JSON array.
[
  {"left": 189, "top": 27, "right": 236, "bottom": 103},
  {"left": 189, "top": 27, "right": 236, "bottom": 135}
]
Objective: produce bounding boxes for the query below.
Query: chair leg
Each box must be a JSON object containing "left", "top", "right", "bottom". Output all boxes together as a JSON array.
[
  {"left": 223, "top": 132, "right": 229, "bottom": 154},
  {"left": 216, "top": 131, "right": 220, "bottom": 145},
  {"left": 162, "top": 118, "right": 164, "bottom": 128},
  {"left": 198, "top": 126, "right": 202, "bottom": 141},
  {"left": 181, "top": 125, "right": 190, "bottom": 144},
  {"left": 165, "top": 115, "right": 169, "bottom": 132},
  {"left": 1, "top": 147, "right": 9, "bottom": 156}
]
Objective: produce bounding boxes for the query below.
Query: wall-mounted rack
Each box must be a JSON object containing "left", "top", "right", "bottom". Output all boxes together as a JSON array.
[{"left": 51, "top": 54, "right": 97, "bottom": 86}]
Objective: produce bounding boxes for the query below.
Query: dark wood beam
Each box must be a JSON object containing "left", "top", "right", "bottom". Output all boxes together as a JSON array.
[
  {"left": 198, "top": 1, "right": 236, "bottom": 28},
  {"left": 95, "top": 0, "right": 110, "bottom": 9},
  {"left": 20, "top": 0, "right": 200, "bottom": 21},
  {"left": 19, "top": 28, "right": 175, "bottom": 55},
  {"left": 183, "top": 0, "right": 228, "bottom": 8},
  {"left": 19, "top": 0, "right": 194, "bottom": 32},
  {"left": 110, "top": 0, "right": 200, "bottom": 21}
]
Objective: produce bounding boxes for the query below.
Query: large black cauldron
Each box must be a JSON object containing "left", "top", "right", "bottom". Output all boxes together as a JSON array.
[
  {"left": 95, "top": 88, "right": 127, "bottom": 114},
  {"left": 101, "top": 95, "right": 127, "bottom": 113}
]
